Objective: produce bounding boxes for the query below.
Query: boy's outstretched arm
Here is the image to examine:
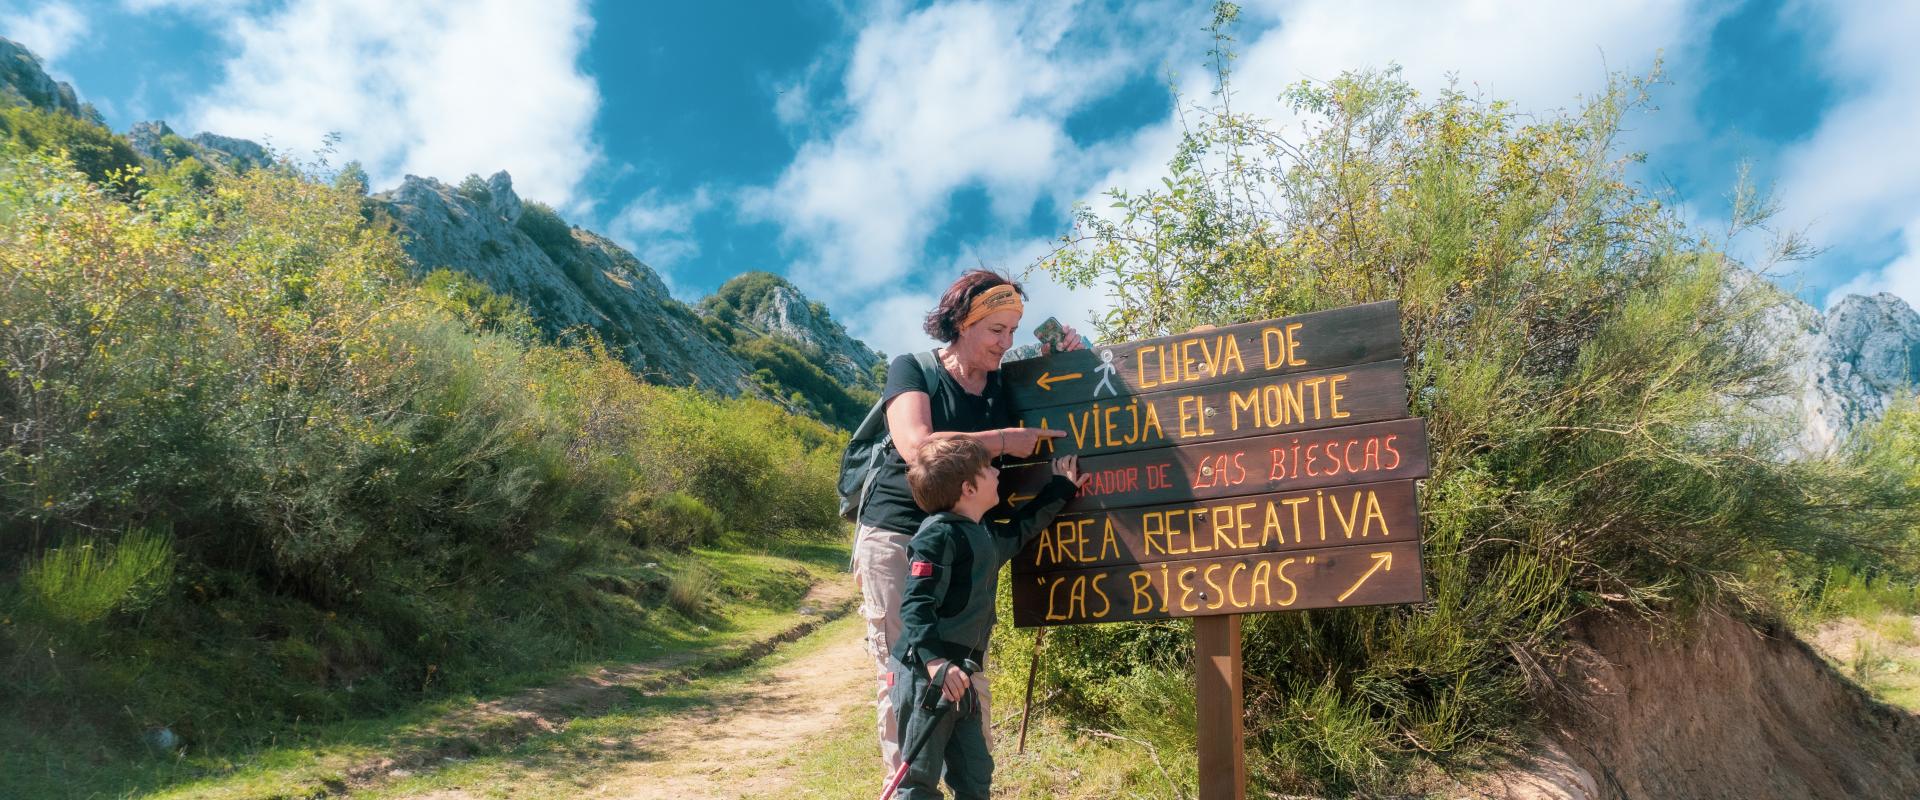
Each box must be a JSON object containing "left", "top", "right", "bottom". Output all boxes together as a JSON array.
[{"left": 992, "top": 455, "right": 1093, "bottom": 559}]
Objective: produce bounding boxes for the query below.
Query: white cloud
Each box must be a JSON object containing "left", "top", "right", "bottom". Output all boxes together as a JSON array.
[
  {"left": 1083, "top": 0, "right": 1707, "bottom": 208},
  {"left": 121, "top": 0, "right": 253, "bottom": 13},
  {"left": 1775, "top": 0, "right": 1920, "bottom": 309},
  {"left": 152, "top": 0, "right": 600, "bottom": 209},
  {"left": 846, "top": 290, "right": 942, "bottom": 358},
  {"left": 765, "top": 0, "right": 1718, "bottom": 351},
  {"left": 609, "top": 186, "right": 716, "bottom": 278},
  {"left": 1823, "top": 215, "right": 1920, "bottom": 310},
  {"left": 842, "top": 234, "right": 1111, "bottom": 358},
  {"left": 1, "top": 1, "right": 89, "bottom": 66},
  {"left": 746, "top": 0, "right": 1167, "bottom": 306}
]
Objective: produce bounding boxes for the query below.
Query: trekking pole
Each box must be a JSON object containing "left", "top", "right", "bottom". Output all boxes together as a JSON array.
[
  {"left": 878, "top": 659, "right": 978, "bottom": 800},
  {"left": 1017, "top": 627, "right": 1045, "bottom": 754}
]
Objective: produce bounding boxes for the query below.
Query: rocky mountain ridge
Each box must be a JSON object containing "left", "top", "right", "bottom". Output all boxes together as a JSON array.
[
  {"left": 2, "top": 36, "right": 883, "bottom": 412},
  {"left": 700, "top": 271, "right": 885, "bottom": 392},
  {"left": 1, "top": 39, "right": 90, "bottom": 121},
  {"left": 369, "top": 170, "right": 766, "bottom": 395},
  {"left": 1, "top": 34, "right": 1911, "bottom": 442}
]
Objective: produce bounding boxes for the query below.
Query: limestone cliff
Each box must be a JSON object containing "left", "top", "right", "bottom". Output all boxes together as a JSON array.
[
  {"left": 369, "top": 171, "right": 760, "bottom": 395},
  {"left": 701, "top": 272, "right": 885, "bottom": 392},
  {"left": 0, "top": 38, "right": 91, "bottom": 120},
  {"left": 1755, "top": 278, "right": 1920, "bottom": 455}
]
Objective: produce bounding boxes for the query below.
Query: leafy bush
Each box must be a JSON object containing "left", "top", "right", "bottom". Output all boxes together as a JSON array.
[
  {"left": 516, "top": 199, "right": 576, "bottom": 263},
  {"left": 0, "top": 105, "right": 143, "bottom": 188},
  {"left": 455, "top": 172, "right": 492, "bottom": 204},
  {"left": 19, "top": 529, "right": 174, "bottom": 627},
  {"left": 631, "top": 491, "right": 724, "bottom": 550},
  {"left": 0, "top": 142, "right": 846, "bottom": 764},
  {"left": 1028, "top": 9, "right": 1920, "bottom": 792}
]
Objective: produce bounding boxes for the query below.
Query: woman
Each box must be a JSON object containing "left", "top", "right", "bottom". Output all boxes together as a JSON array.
[{"left": 851, "top": 269, "right": 1083, "bottom": 774}]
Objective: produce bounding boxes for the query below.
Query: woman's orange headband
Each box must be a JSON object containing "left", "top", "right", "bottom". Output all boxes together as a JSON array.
[{"left": 959, "top": 285, "right": 1024, "bottom": 331}]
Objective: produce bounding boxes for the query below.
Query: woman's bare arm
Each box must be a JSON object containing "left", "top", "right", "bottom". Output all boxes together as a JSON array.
[
  {"left": 887, "top": 393, "right": 1063, "bottom": 464},
  {"left": 886, "top": 391, "right": 939, "bottom": 465}
]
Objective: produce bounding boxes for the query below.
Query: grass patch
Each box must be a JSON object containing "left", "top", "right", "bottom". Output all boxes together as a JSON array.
[{"left": 1, "top": 542, "right": 847, "bottom": 800}]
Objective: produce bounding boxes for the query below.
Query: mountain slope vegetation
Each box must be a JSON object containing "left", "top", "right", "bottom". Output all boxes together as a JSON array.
[{"left": 0, "top": 97, "right": 846, "bottom": 795}]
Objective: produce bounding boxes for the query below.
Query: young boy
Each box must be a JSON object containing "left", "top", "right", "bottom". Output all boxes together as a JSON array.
[{"left": 889, "top": 436, "right": 1087, "bottom": 799}]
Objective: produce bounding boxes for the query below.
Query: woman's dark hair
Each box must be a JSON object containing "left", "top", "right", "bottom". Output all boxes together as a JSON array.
[{"left": 923, "top": 269, "right": 1026, "bottom": 343}]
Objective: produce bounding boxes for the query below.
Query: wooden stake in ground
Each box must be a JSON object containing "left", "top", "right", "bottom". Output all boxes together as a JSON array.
[
  {"left": 1195, "top": 614, "right": 1245, "bottom": 800},
  {"left": 1019, "top": 627, "right": 1046, "bottom": 754}
]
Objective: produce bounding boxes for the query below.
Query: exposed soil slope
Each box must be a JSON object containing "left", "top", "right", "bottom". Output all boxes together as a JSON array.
[{"left": 1481, "top": 608, "right": 1920, "bottom": 800}]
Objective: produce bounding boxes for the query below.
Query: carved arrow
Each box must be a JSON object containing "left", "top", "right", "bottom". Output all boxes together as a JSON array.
[
  {"left": 1336, "top": 551, "right": 1393, "bottom": 603},
  {"left": 1035, "top": 372, "right": 1082, "bottom": 391}
]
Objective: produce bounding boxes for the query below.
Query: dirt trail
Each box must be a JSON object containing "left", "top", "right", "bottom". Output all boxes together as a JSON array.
[
  {"left": 386, "top": 577, "right": 874, "bottom": 800},
  {"left": 562, "top": 614, "right": 871, "bottom": 799}
]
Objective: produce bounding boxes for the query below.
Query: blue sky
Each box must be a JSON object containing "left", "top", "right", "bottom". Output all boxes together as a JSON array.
[{"left": 4, "top": 0, "right": 1916, "bottom": 357}]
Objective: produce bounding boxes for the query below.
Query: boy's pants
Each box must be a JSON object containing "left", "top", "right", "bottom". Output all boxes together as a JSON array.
[
  {"left": 889, "top": 658, "right": 992, "bottom": 800},
  {"left": 853, "top": 524, "right": 993, "bottom": 774}
]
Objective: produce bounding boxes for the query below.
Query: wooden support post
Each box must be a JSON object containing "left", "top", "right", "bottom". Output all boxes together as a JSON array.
[
  {"left": 1195, "top": 614, "right": 1245, "bottom": 800},
  {"left": 1019, "top": 627, "right": 1046, "bottom": 754}
]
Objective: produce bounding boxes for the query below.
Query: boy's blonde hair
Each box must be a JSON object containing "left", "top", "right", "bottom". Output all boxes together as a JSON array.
[{"left": 907, "top": 436, "right": 992, "bottom": 512}]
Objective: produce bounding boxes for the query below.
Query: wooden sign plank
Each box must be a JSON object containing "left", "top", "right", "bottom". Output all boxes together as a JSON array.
[
  {"left": 1010, "top": 539, "right": 1425, "bottom": 627},
  {"left": 995, "top": 418, "right": 1429, "bottom": 513},
  {"left": 1013, "top": 479, "right": 1421, "bottom": 575},
  {"left": 1002, "top": 301, "right": 1402, "bottom": 409},
  {"left": 1007, "top": 359, "right": 1408, "bottom": 462}
]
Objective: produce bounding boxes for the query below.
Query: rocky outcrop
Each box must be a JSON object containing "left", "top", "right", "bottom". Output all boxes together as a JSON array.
[
  {"left": 1767, "top": 285, "right": 1920, "bottom": 456},
  {"left": 751, "top": 282, "right": 884, "bottom": 389},
  {"left": 372, "top": 171, "right": 760, "bottom": 395},
  {"left": 127, "top": 120, "right": 271, "bottom": 171},
  {"left": 704, "top": 272, "right": 884, "bottom": 391},
  {"left": 0, "top": 38, "right": 93, "bottom": 121}
]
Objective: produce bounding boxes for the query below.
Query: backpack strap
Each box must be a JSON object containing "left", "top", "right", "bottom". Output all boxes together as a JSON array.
[
  {"left": 911, "top": 349, "right": 942, "bottom": 393},
  {"left": 852, "top": 350, "right": 945, "bottom": 528}
]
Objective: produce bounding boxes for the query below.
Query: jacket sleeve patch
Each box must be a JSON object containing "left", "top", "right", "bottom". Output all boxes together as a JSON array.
[{"left": 910, "top": 560, "right": 935, "bottom": 577}]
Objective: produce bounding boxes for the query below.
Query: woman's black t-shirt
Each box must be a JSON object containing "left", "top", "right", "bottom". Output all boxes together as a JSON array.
[{"left": 858, "top": 352, "right": 1013, "bottom": 534}]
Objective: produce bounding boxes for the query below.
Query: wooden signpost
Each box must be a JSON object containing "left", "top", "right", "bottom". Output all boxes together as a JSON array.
[{"left": 998, "top": 300, "right": 1428, "bottom": 800}]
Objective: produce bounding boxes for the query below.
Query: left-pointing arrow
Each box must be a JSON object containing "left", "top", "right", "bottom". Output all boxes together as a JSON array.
[{"left": 1036, "top": 372, "right": 1083, "bottom": 391}]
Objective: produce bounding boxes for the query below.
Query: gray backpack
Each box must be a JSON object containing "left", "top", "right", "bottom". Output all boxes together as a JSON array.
[{"left": 837, "top": 351, "right": 942, "bottom": 523}]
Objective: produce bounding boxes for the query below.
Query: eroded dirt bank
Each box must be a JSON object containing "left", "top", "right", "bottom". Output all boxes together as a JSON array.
[{"left": 1480, "top": 608, "right": 1920, "bottom": 800}]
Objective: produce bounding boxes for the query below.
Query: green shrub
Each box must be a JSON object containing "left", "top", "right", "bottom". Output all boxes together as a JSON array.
[
  {"left": 1028, "top": 8, "right": 1920, "bottom": 791},
  {"left": 633, "top": 491, "right": 724, "bottom": 550},
  {"left": 455, "top": 172, "right": 491, "bottom": 204},
  {"left": 0, "top": 105, "right": 144, "bottom": 188},
  {"left": 516, "top": 199, "right": 576, "bottom": 263},
  {"left": 0, "top": 143, "right": 848, "bottom": 766},
  {"left": 19, "top": 529, "right": 174, "bottom": 627}
]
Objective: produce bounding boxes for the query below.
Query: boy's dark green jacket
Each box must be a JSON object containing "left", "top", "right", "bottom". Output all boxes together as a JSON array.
[{"left": 893, "top": 475, "right": 1080, "bottom": 670}]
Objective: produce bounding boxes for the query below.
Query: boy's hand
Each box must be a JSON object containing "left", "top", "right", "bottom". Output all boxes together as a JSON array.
[
  {"left": 926, "top": 658, "right": 972, "bottom": 703},
  {"left": 1053, "top": 455, "right": 1092, "bottom": 490}
]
